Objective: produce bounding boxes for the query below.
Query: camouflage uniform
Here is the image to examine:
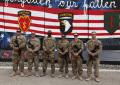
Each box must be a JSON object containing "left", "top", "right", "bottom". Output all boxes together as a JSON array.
[
  {"left": 42, "top": 37, "right": 55, "bottom": 76},
  {"left": 71, "top": 39, "right": 84, "bottom": 79},
  {"left": 27, "top": 36, "right": 40, "bottom": 76},
  {"left": 10, "top": 34, "right": 26, "bottom": 76},
  {"left": 86, "top": 39, "right": 102, "bottom": 81},
  {"left": 58, "top": 38, "right": 69, "bottom": 78}
]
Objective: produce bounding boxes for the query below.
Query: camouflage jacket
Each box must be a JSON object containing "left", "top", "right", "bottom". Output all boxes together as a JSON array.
[
  {"left": 43, "top": 37, "right": 55, "bottom": 52},
  {"left": 10, "top": 35, "right": 26, "bottom": 54},
  {"left": 58, "top": 39, "right": 69, "bottom": 53},
  {"left": 87, "top": 39, "right": 102, "bottom": 55},
  {"left": 71, "top": 39, "right": 84, "bottom": 53},
  {"left": 27, "top": 37, "right": 40, "bottom": 52}
]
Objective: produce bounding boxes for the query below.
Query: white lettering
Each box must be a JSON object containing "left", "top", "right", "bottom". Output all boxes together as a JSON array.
[{"left": 4, "top": 0, "right": 117, "bottom": 10}]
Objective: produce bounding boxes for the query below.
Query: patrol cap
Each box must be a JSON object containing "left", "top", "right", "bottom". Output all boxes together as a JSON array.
[
  {"left": 91, "top": 31, "right": 96, "bottom": 34},
  {"left": 48, "top": 30, "right": 52, "bottom": 33},
  {"left": 74, "top": 32, "right": 78, "bottom": 36}
]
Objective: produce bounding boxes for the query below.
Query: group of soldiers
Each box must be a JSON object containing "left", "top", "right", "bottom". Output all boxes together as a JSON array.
[{"left": 10, "top": 30, "right": 102, "bottom": 82}]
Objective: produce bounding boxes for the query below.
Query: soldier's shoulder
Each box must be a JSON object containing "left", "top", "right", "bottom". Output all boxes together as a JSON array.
[
  {"left": 97, "top": 39, "right": 102, "bottom": 44},
  {"left": 64, "top": 39, "right": 69, "bottom": 44},
  {"left": 43, "top": 36, "right": 48, "bottom": 41},
  {"left": 10, "top": 37, "right": 14, "bottom": 41},
  {"left": 78, "top": 39, "right": 83, "bottom": 42},
  {"left": 66, "top": 39, "right": 69, "bottom": 42},
  {"left": 12, "top": 35, "right": 16, "bottom": 38},
  {"left": 20, "top": 35, "right": 26, "bottom": 38},
  {"left": 71, "top": 40, "right": 74, "bottom": 43},
  {"left": 87, "top": 39, "right": 92, "bottom": 43},
  {"left": 11, "top": 35, "right": 16, "bottom": 39},
  {"left": 58, "top": 39, "right": 62, "bottom": 42},
  {"left": 52, "top": 37, "right": 56, "bottom": 41},
  {"left": 35, "top": 37, "right": 39, "bottom": 40},
  {"left": 97, "top": 39, "right": 101, "bottom": 42},
  {"left": 44, "top": 37, "right": 55, "bottom": 40},
  {"left": 43, "top": 37, "right": 47, "bottom": 40},
  {"left": 33, "top": 37, "right": 39, "bottom": 41}
]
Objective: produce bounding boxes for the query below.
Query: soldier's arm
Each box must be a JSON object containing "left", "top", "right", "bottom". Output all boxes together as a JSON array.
[
  {"left": 33, "top": 38, "right": 40, "bottom": 52},
  {"left": 10, "top": 37, "right": 14, "bottom": 48},
  {"left": 43, "top": 38, "right": 46, "bottom": 51},
  {"left": 70, "top": 41, "right": 75, "bottom": 53},
  {"left": 69, "top": 41, "right": 72, "bottom": 59},
  {"left": 94, "top": 41, "right": 102, "bottom": 55},
  {"left": 86, "top": 40, "right": 92, "bottom": 54},
  {"left": 69, "top": 41, "right": 72, "bottom": 52},
  {"left": 10, "top": 36, "right": 19, "bottom": 50},
  {"left": 78, "top": 40, "right": 84, "bottom": 54},
  {"left": 26, "top": 44, "right": 32, "bottom": 52},
  {"left": 50, "top": 38, "right": 56, "bottom": 51},
  {"left": 64, "top": 40, "right": 69, "bottom": 53},
  {"left": 19, "top": 36, "right": 26, "bottom": 49},
  {"left": 26, "top": 39, "right": 33, "bottom": 52},
  {"left": 57, "top": 40, "right": 62, "bottom": 53}
]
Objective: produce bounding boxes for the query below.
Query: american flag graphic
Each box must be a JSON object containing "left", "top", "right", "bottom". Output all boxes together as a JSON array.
[{"left": 0, "top": 2, "right": 120, "bottom": 39}]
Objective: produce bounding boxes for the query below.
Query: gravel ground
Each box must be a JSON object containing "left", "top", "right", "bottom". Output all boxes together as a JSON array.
[
  {"left": 0, "top": 69, "right": 119, "bottom": 85},
  {"left": 0, "top": 62, "right": 120, "bottom": 85},
  {"left": 0, "top": 62, "right": 120, "bottom": 70}
]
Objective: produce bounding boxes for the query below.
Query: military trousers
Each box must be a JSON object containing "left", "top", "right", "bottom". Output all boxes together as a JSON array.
[
  {"left": 58, "top": 53, "right": 69, "bottom": 74},
  {"left": 42, "top": 51, "right": 55, "bottom": 74},
  {"left": 27, "top": 52, "right": 39, "bottom": 72},
  {"left": 71, "top": 54, "right": 83, "bottom": 76},
  {"left": 87, "top": 55, "right": 100, "bottom": 78},
  {"left": 12, "top": 51, "right": 24, "bottom": 73}
]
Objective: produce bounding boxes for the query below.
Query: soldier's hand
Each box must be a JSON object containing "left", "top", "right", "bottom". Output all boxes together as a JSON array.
[
  {"left": 90, "top": 53, "right": 95, "bottom": 59},
  {"left": 13, "top": 47, "right": 19, "bottom": 51},
  {"left": 10, "top": 44, "right": 14, "bottom": 48},
  {"left": 31, "top": 50, "right": 34, "bottom": 53},
  {"left": 89, "top": 52, "right": 93, "bottom": 56},
  {"left": 59, "top": 52, "right": 62, "bottom": 54},
  {"left": 49, "top": 49, "right": 53, "bottom": 52},
  {"left": 29, "top": 49, "right": 33, "bottom": 52},
  {"left": 43, "top": 48, "right": 47, "bottom": 52},
  {"left": 74, "top": 53, "right": 78, "bottom": 57},
  {"left": 93, "top": 53, "right": 97, "bottom": 56},
  {"left": 90, "top": 53, "right": 93, "bottom": 56},
  {"left": 63, "top": 51, "right": 67, "bottom": 55},
  {"left": 61, "top": 52, "right": 64, "bottom": 55},
  {"left": 92, "top": 53, "right": 96, "bottom": 56}
]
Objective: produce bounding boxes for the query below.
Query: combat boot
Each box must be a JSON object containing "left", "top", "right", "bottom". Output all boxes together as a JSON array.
[
  {"left": 58, "top": 73, "right": 63, "bottom": 78},
  {"left": 78, "top": 76, "right": 83, "bottom": 80},
  {"left": 95, "top": 77, "right": 100, "bottom": 82},
  {"left": 86, "top": 77, "right": 92, "bottom": 81},
  {"left": 40, "top": 72, "right": 46, "bottom": 77},
  {"left": 35, "top": 71, "right": 39, "bottom": 77},
  {"left": 65, "top": 74, "right": 69, "bottom": 79},
  {"left": 51, "top": 73, "right": 55, "bottom": 78},
  {"left": 20, "top": 72, "right": 24, "bottom": 77},
  {"left": 10, "top": 72, "right": 17, "bottom": 77},
  {"left": 72, "top": 75, "right": 77, "bottom": 80},
  {"left": 26, "top": 71, "right": 32, "bottom": 77}
]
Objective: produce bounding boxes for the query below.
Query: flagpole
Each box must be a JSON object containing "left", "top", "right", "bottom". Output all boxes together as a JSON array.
[
  {"left": 3, "top": 0, "right": 5, "bottom": 50},
  {"left": 44, "top": 4, "right": 45, "bottom": 38},
  {"left": 88, "top": 0, "right": 90, "bottom": 39}
]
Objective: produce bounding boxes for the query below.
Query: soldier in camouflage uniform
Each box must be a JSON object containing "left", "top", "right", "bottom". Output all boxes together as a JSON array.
[
  {"left": 86, "top": 31, "right": 102, "bottom": 82},
  {"left": 58, "top": 34, "right": 69, "bottom": 78},
  {"left": 41, "top": 30, "right": 56, "bottom": 77},
  {"left": 26, "top": 32, "right": 40, "bottom": 77},
  {"left": 10, "top": 30, "right": 26, "bottom": 77},
  {"left": 70, "top": 33, "right": 84, "bottom": 80}
]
